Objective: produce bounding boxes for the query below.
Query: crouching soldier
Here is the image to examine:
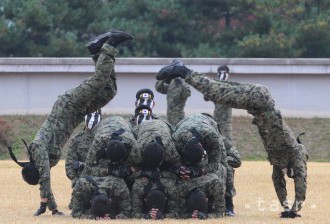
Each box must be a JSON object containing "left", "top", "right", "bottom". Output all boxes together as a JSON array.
[
  {"left": 71, "top": 175, "right": 131, "bottom": 219},
  {"left": 131, "top": 144, "right": 180, "bottom": 219},
  {"left": 65, "top": 110, "right": 101, "bottom": 188}
]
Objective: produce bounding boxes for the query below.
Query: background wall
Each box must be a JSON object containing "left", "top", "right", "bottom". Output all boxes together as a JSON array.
[{"left": 1, "top": 58, "right": 330, "bottom": 117}]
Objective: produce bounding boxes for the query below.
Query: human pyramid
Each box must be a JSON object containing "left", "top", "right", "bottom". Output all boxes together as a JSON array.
[{"left": 9, "top": 30, "right": 308, "bottom": 220}]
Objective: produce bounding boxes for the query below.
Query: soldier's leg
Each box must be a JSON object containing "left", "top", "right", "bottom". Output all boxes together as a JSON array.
[
  {"left": 185, "top": 72, "right": 275, "bottom": 112},
  {"left": 225, "top": 166, "right": 236, "bottom": 216},
  {"left": 272, "top": 165, "right": 289, "bottom": 210}
]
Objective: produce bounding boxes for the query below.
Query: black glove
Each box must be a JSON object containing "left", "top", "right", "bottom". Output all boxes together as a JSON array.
[
  {"left": 280, "top": 210, "right": 301, "bottom": 218},
  {"left": 196, "top": 211, "right": 207, "bottom": 219},
  {"left": 110, "top": 165, "right": 133, "bottom": 178},
  {"left": 156, "top": 211, "right": 164, "bottom": 220},
  {"left": 72, "top": 161, "right": 85, "bottom": 172},
  {"left": 186, "top": 167, "right": 205, "bottom": 178},
  {"left": 52, "top": 209, "right": 64, "bottom": 216},
  {"left": 34, "top": 202, "right": 47, "bottom": 216}
]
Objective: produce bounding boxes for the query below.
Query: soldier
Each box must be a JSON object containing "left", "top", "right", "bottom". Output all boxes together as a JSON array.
[
  {"left": 8, "top": 30, "right": 133, "bottom": 216},
  {"left": 171, "top": 113, "right": 228, "bottom": 183},
  {"left": 204, "top": 65, "right": 241, "bottom": 216},
  {"left": 129, "top": 107, "right": 181, "bottom": 172},
  {"left": 131, "top": 143, "right": 180, "bottom": 219},
  {"left": 155, "top": 59, "right": 191, "bottom": 127},
  {"left": 71, "top": 175, "right": 131, "bottom": 219},
  {"left": 65, "top": 110, "right": 101, "bottom": 188},
  {"left": 81, "top": 116, "right": 137, "bottom": 189},
  {"left": 176, "top": 136, "right": 226, "bottom": 219},
  {"left": 156, "top": 60, "right": 308, "bottom": 218}
]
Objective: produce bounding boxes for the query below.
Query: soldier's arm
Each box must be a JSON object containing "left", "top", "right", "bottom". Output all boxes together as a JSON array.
[
  {"left": 71, "top": 179, "right": 95, "bottom": 219},
  {"left": 127, "top": 144, "right": 143, "bottom": 166},
  {"left": 204, "top": 132, "right": 227, "bottom": 174},
  {"left": 65, "top": 140, "right": 79, "bottom": 186},
  {"left": 292, "top": 147, "right": 308, "bottom": 212},
  {"left": 113, "top": 180, "right": 131, "bottom": 218},
  {"left": 155, "top": 80, "right": 169, "bottom": 94},
  {"left": 205, "top": 177, "right": 225, "bottom": 218},
  {"left": 272, "top": 166, "right": 288, "bottom": 210},
  {"left": 131, "top": 180, "right": 146, "bottom": 219},
  {"left": 224, "top": 137, "right": 242, "bottom": 168}
]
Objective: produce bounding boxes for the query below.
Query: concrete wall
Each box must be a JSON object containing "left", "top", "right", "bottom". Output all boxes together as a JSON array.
[{"left": 1, "top": 58, "right": 330, "bottom": 117}]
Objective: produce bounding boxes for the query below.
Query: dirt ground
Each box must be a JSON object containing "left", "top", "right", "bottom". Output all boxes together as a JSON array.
[{"left": 0, "top": 160, "right": 328, "bottom": 224}]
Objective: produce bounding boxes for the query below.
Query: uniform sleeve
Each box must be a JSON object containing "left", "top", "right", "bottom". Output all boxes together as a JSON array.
[
  {"left": 113, "top": 180, "right": 131, "bottom": 218},
  {"left": 272, "top": 166, "right": 288, "bottom": 209},
  {"left": 155, "top": 80, "right": 169, "bottom": 94},
  {"left": 127, "top": 144, "right": 143, "bottom": 166},
  {"left": 33, "top": 144, "right": 58, "bottom": 211},
  {"left": 65, "top": 139, "right": 79, "bottom": 186},
  {"left": 71, "top": 178, "right": 95, "bottom": 219},
  {"left": 224, "top": 137, "right": 242, "bottom": 168},
  {"left": 205, "top": 177, "right": 225, "bottom": 218},
  {"left": 131, "top": 180, "right": 146, "bottom": 219}
]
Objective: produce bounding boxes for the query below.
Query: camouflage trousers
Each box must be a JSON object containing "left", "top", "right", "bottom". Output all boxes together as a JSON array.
[{"left": 226, "top": 165, "right": 236, "bottom": 197}]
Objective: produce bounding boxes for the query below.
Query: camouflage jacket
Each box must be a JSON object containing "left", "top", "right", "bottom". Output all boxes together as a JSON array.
[
  {"left": 177, "top": 173, "right": 225, "bottom": 218},
  {"left": 65, "top": 128, "right": 96, "bottom": 187},
  {"left": 82, "top": 116, "right": 136, "bottom": 177},
  {"left": 131, "top": 176, "right": 180, "bottom": 219},
  {"left": 29, "top": 43, "right": 118, "bottom": 210},
  {"left": 129, "top": 119, "right": 181, "bottom": 169},
  {"left": 172, "top": 113, "right": 228, "bottom": 179},
  {"left": 71, "top": 175, "right": 131, "bottom": 219}
]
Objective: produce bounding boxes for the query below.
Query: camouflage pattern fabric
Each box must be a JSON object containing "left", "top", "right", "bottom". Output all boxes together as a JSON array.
[
  {"left": 129, "top": 119, "right": 180, "bottom": 169},
  {"left": 71, "top": 175, "right": 131, "bottom": 219},
  {"left": 185, "top": 72, "right": 308, "bottom": 212},
  {"left": 65, "top": 128, "right": 96, "bottom": 187},
  {"left": 82, "top": 116, "right": 136, "bottom": 177},
  {"left": 172, "top": 113, "right": 228, "bottom": 182},
  {"left": 155, "top": 78, "right": 191, "bottom": 127},
  {"left": 29, "top": 43, "right": 118, "bottom": 210},
  {"left": 177, "top": 173, "right": 225, "bottom": 218},
  {"left": 131, "top": 176, "right": 180, "bottom": 218}
]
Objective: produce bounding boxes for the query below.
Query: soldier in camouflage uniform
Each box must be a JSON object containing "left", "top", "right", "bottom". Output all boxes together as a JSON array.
[
  {"left": 65, "top": 110, "right": 101, "bottom": 188},
  {"left": 157, "top": 60, "right": 308, "bottom": 218},
  {"left": 128, "top": 111, "right": 181, "bottom": 172},
  {"left": 172, "top": 113, "right": 228, "bottom": 183},
  {"left": 155, "top": 66, "right": 191, "bottom": 127},
  {"left": 71, "top": 175, "right": 131, "bottom": 219},
  {"left": 204, "top": 65, "right": 241, "bottom": 216},
  {"left": 81, "top": 116, "right": 137, "bottom": 183},
  {"left": 8, "top": 31, "right": 133, "bottom": 216},
  {"left": 178, "top": 173, "right": 225, "bottom": 219},
  {"left": 130, "top": 141, "right": 180, "bottom": 219}
]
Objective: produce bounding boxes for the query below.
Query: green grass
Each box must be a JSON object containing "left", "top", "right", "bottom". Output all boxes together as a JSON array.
[{"left": 0, "top": 114, "right": 329, "bottom": 162}]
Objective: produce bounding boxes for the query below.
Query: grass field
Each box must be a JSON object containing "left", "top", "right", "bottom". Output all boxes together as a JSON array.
[{"left": 0, "top": 160, "right": 328, "bottom": 224}]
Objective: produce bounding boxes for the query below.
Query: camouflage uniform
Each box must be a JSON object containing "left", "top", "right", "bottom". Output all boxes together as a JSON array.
[
  {"left": 184, "top": 72, "right": 308, "bottom": 212},
  {"left": 82, "top": 116, "right": 136, "bottom": 177},
  {"left": 71, "top": 175, "right": 131, "bottom": 219},
  {"left": 172, "top": 113, "right": 228, "bottom": 182},
  {"left": 29, "top": 43, "right": 118, "bottom": 210},
  {"left": 65, "top": 128, "right": 96, "bottom": 187},
  {"left": 131, "top": 175, "right": 180, "bottom": 218},
  {"left": 178, "top": 173, "right": 225, "bottom": 218},
  {"left": 155, "top": 78, "right": 191, "bottom": 127},
  {"left": 129, "top": 119, "right": 181, "bottom": 170}
]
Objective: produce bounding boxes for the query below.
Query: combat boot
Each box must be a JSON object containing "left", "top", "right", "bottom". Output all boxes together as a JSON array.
[
  {"left": 87, "top": 30, "right": 133, "bottom": 55},
  {"left": 156, "top": 59, "right": 192, "bottom": 81},
  {"left": 225, "top": 196, "right": 235, "bottom": 216}
]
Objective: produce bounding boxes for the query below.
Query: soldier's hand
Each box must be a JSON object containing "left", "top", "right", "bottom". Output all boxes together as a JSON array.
[
  {"left": 34, "top": 202, "right": 47, "bottom": 216},
  {"left": 185, "top": 167, "right": 205, "bottom": 178},
  {"left": 280, "top": 210, "right": 301, "bottom": 218},
  {"left": 72, "top": 161, "right": 85, "bottom": 172},
  {"left": 110, "top": 165, "right": 133, "bottom": 178}
]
